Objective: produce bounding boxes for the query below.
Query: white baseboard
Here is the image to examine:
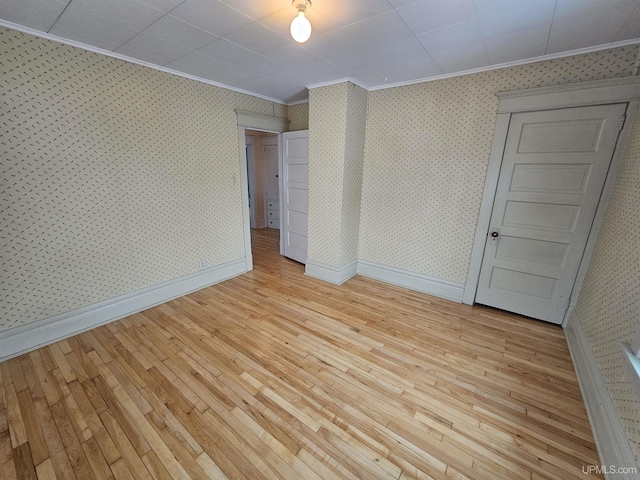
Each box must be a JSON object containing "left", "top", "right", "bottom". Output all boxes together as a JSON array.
[
  {"left": 564, "top": 313, "right": 639, "bottom": 478},
  {"left": 305, "top": 258, "right": 465, "bottom": 301},
  {"left": 0, "top": 258, "right": 247, "bottom": 362},
  {"left": 305, "top": 260, "right": 357, "bottom": 285},
  {"left": 357, "top": 259, "right": 464, "bottom": 302}
]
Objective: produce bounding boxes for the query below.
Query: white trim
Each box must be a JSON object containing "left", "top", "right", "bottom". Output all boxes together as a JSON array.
[
  {"left": 564, "top": 314, "right": 639, "bottom": 478},
  {"left": 497, "top": 77, "right": 640, "bottom": 113},
  {"left": 244, "top": 136, "right": 257, "bottom": 230},
  {"left": 0, "top": 20, "right": 286, "bottom": 105},
  {"left": 357, "top": 260, "right": 464, "bottom": 302},
  {"left": 304, "top": 258, "right": 464, "bottom": 301},
  {"left": 463, "top": 113, "right": 511, "bottom": 305},
  {"left": 305, "top": 260, "right": 357, "bottom": 285},
  {"left": 238, "top": 126, "right": 254, "bottom": 272},
  {"left": 563, "top": 101, "right": 639, "bottom": 326},
  {"left": 287, "top": 99, "right": 310, "bottom": 106},
  {"left": 307, "top": 77, "right": 370, "bottom": 91},
  {"left": 278, "top": 133, "right": 285, "bottom": 255},
  {"left": 0, "top": 259, "right": 247, "bottom": 362},
  {"left": 235, "top": 111, "right": 290, "bottom": 132},
  {"left": 366, "top": 39, "right": 640, "bottom": 93},
  {"left": 236, "top": 113, "right": 289, "bottom": 271}
]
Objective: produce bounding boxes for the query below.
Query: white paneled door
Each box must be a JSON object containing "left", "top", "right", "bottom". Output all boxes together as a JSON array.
[
  {"left": 282, "top": 130, "right": 309, "bottom": 265},
  {"left": 476, "top": 104, "right": 626, "bottom": 324}
]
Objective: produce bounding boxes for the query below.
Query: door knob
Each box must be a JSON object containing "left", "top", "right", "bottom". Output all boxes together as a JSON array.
[{"left": 491, "top": 231, "right": 499, "bottom": 238}]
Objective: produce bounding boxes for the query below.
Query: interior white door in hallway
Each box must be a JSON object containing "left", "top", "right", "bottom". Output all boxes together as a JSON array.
[
  {"left": 475, "top": 103, "right": 626, "bottom": 324},
  {"left": 263, "top": 136, "right": 279, "bottom": 230},
  {"left": 282, "top": 130, "right": 309, "bottom": 264}
]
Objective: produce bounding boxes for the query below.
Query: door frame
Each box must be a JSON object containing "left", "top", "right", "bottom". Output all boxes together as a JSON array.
[
  {"left": 244, "top": 135, "right": 257, "bottom": 229},
  {"left": 236, "top": 111, "right": 290, "bottom": 271},
  {"left": 463, "top": 76, "right": 640, "bottom": 326}
]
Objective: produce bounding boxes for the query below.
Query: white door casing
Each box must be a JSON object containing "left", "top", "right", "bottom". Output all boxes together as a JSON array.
[
  {"left": 282, "top": 130, "right": 309, "bottom": 265},
  {"left": 235, "top": 110, "right": 290, "bottom": 271},
  {"left": 245, "top": 136, "right": 256, "bottom": 229},
  {"left": 475, "top": 104, "right": 626, "bottom": 324}
]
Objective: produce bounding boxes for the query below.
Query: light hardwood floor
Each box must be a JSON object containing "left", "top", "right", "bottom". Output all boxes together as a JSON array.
[{"left": 0, "top": 228, "right": 603, "bottom": 479}]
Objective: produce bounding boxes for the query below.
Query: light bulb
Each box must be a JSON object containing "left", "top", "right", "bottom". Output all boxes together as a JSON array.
[{"left": 290, "top": 9, "right": 312, "bottom": 43}]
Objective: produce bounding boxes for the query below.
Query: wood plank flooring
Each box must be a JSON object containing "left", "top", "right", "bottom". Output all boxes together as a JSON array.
[{"left": 0, "top": 228, "right": 602, "bottom": 479}]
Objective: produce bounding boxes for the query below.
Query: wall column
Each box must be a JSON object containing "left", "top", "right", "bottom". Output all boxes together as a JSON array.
[{"left": 305, "top": 81, "right": 368, "bottom": 283}]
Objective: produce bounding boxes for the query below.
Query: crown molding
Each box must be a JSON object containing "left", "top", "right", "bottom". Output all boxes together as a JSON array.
[
  {"left": 304, "top": 39, "right": 640, "bottom": 96},
  {"left": 497, "top": 75, "right": 640, "bottom": 99},
  {"left": 306, "top": 77, "right": 369, "bottom": 91},
  {"left": 0, "top": 19, "right": 287, "bottom": 105},
  {"left": 496, "top": 75, "right": 640, "bottom": 112},
  {"left": 235, "top": 110, "right": 289, "bottom": 131},
  {"left": 366, "top": 38, "right": 640, "bottom": 93},
  {"left": 287, "top": 98, "right": 310, "bottom": 106},
  {"left": 3, "top": 18, "right": 639, "bottom": 104}
]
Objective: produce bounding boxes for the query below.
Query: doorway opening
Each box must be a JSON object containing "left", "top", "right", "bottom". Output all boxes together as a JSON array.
[
  {"left": 245, "top": 129, "right": 279, "bottom": 233},
  {"left": 243, "top": 129, "right": 281, "bottom": 271},
  {"left": 236, "top": 111, "right": 309, "bottom": 273}
]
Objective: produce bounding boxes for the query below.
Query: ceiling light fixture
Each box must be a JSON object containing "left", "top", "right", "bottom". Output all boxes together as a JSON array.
[{"left": 290, "top": 1, "right": 312, "bottom": 43}]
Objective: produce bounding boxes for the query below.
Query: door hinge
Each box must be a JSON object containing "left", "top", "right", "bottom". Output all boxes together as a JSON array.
[{"left": 619, "top": 115, "right": 627, "bottom": 132}]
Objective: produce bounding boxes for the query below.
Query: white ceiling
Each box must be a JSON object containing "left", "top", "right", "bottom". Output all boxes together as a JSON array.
[{"left": 1, "top": 0, "right": 640, "bottom": 103}]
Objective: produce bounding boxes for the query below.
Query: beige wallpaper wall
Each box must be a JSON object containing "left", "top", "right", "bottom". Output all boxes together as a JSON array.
[
  {"left": 307, "top": 82, "right": 367, "bottom": 268},
  {"left": 287, "top": 102, "right": 309, "bottom": 131},
  {"left": 0, "top": 27, "right": 286, "bottom": 332},
  {"left": 307, "top": 83, "right": 349, "bottom": 267},
  {"left": 340, "top": 83, "right": 368, "bottom": 265},
  {"left": 576, "top": 114, "right": 640, "bottom": 461},
  {"left": 358, "top": 45, "right": 640, "bottom": 283}
]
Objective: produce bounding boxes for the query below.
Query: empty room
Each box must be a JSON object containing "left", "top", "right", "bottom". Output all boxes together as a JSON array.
[{"left": 1, "top": 0, "right": 640, "bottom": 479}]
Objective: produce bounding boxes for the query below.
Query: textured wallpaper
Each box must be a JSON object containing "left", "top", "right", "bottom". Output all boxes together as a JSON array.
[
  {"left": 358, "top": 45, "right": 640, "bottom": 283},
  {"left": 340, "top": 83, "right": 368, "bottom": 265},
  {"left": 307, "top": 83, "right": 349, "bottom": 267},
  {"left": 577, "top": 114, "right": 640, "bottom": 461},
  {"left": 287, "top": 102, "right": 309, "bottom": 131},
  {"left": 0, "top": 27, "right": 286, "bottom": 331},
  {"left": 307, "top": 82, "right": 367, "bottom": 268}
]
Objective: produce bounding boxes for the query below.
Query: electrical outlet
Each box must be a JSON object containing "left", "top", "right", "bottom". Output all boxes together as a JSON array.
[{"left": 199, "top": 260, "right": 206, "bottom": 270}]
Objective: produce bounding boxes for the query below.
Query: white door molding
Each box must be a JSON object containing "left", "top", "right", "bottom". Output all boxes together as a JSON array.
[
  {"left": 496, "top": 76, "right": 640, "bottom": 113},
  {"left": 236, "top": 111, "right": 290, "bottom": 271},
  {"left": 245, "top": 135, "right": 257, "bottom": 229},
  {"left": 464, "top": 76, "right": 640, "bottom": 309}
]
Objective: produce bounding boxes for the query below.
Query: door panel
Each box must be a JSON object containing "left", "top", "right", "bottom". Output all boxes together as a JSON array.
[
  {"left": 517, "top": 119, "right": 605, "bottom": 153},
  {"left": 509, "top": 163, "right": 592, "bottom": 193},
  {"left": 282, "top": 130, "right": 309, "bottom": 264},
  {"left": 475, "top": 103, "right": 626, "bottom": 324}
]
